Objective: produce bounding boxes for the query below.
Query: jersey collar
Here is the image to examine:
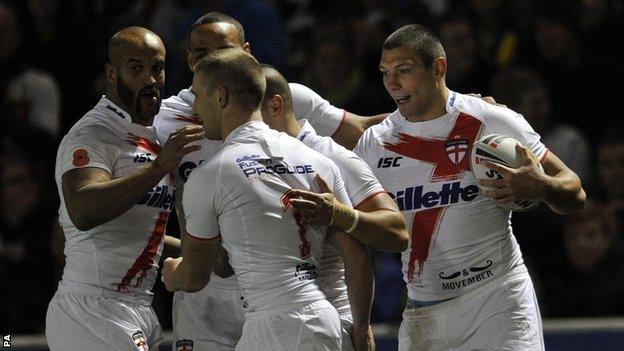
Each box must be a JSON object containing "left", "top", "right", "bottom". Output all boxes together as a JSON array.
[
  {"left": 296, "top": 119, "right": 317, "bottom": 142},
  {"left": 445, "top": 89, "right": 459, "bottom": 114},
  {"left": 96, "top": 96, "right": 133, "bottom": 125},
  {"left": 224, "top": 121, "right": 268, "bottom": 144}
]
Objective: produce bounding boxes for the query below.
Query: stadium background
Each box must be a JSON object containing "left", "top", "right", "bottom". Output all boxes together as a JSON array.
[{"left": 1, "top": 0, "right": 623, "bottom": 349}]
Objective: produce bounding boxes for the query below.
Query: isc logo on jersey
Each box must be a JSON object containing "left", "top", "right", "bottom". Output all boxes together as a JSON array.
[{"left": 388, "top": 181, "right": 479, "bottom": 211}]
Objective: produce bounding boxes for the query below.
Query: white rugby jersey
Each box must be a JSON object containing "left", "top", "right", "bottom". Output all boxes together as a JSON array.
[
  {"left": 183, "top": 121, "right": 350, "bottom": 312},
  {"left": 354, "top": 90, "right": 548, "bottom": 302},
  {"left": 297, "top": 120, "right": 384, "bottom": 321},
  {"left": 154, "top": 88, "right": 235, "bottom": 290},
  {"left": 152, "top": 85, "right": 347, "bottom": 289},
  {"left": 55, "top": 97, "right": 175, "bottom": 305},
  {"left": 290, "top": 83, "right": 345, "bottom": 137}
]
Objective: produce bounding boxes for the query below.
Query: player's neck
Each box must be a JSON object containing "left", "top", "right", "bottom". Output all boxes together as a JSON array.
[
  {"left": 221, "top": 109, "right": 264, "bottom": 140},
  {"left": 404, "top": 88, "right": 448, "bottom": 123},
  {"left": 105, "top": 92, "right": 153, "bottom": 126},
  {"left": 283, "top": 113, "right": 302, "bottom": 138}
]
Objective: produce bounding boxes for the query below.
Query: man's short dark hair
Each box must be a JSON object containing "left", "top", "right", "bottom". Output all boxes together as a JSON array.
[
  {"left": 189, "top": 12, "right": 245, "bottom": 45},
  {"left": 261, "top": 64, "right": 293, "bottom": 112},
  {"left": 383, "top": 24, "right": 446, "bottom": 68},
  {"left": 195, "top": 48, "right": 265, "bottom": 112}
]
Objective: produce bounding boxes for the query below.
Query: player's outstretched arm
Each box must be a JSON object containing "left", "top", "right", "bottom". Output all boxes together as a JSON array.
[
  {"left": 479, "top": 145, "right": 586, "bottom": 214},
  {"left": 162, "top": 235, "right": 181, "bottom": 258},
  {"left": 62, "top": 126, "right": 204, "bottom": 230},
  {"left": 347, "top": 193, "right": 408, "bottom": 252},
  {"left": 289, "top": 176, "right": 408, "bottom": 252},
  {"left": 326, "top": 229, "right": 375, "bottom": 351},
  {"left": 161, "top": 231, "right": 219, "bottom": 292},
  {"left": 171, "top": 182, "right": 234, "bottom": 278}
]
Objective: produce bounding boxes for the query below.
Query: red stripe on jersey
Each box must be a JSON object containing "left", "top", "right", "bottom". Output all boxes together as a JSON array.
[
  {"left": 174, "top": 114, "right": 202, "bottom": 125},
  {"left": 354, "top": 190, "right": 387, "bottom": 209},
  {"left": 330, "top": 110, "right": 348, "bottom": 138},
  {"left": 407, "top": 207, "right": 445, "bottom": 281},
  {"left": 539, "top": 149, "right": 550, "bottom": 163},
  {"left": 135, "top": 137, "right": 162, "bottom": 154},
  {"left": 116, "top": 211, "right": 168, "bottom": 292},
  {"left": 383, "top": 113, "right": 482, "bottom": 182},
  {"left": 294, "top": 212, "right": 311, "bottom": 260},
  {"left": 383, "top": 113, "right": 482, "bottom": 279},
  {"left": 127, "top": 134, "right": 163, "bottom": 154}
]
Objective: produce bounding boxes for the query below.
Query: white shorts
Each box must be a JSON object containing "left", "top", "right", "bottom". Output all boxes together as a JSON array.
[
  {"left": 172, "top": 286, "right": 245, "bottom": 351},
  {"left": 46, "top": 292, "right": 162, "bottom": 351},
  {"left": 236, "top": 299, "right": 342, "bottom": 351},
  {"left": 398, "top": 265, "right": 544, "bottom": 351}
]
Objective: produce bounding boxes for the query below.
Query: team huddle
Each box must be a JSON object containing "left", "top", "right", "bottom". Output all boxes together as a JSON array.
[{"left": 45, "top": 12, "right": 585, "bottom": 351}]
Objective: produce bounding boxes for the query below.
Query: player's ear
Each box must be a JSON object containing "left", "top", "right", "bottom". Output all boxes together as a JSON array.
[
  {"left": 243, "top": 42, "right": 251, "bottom": 54},
  {"left": 433, "top": 57, "right": 447, "bottom": 80},
  {"left": 187, "top": 49, "right": 195, "bottom": 72},
  {"left": 264, "top": 95, "right": 280, "bottom": 116},
  {"left": 271, "top": 95, "right": 284, "bottom": 117},
  {"left": 217, "top": 86, "right": 228, "bottom": 108},
  {"left": 105, "top": 63, "right": 117, "bottom": 84}
]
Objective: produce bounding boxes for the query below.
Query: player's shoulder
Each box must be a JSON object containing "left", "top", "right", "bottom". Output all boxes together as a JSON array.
[
  {"left": 64, "top": 108, "right": 118, "bottom": 142},
  {"left": 288, "top": 82, "right": 313, "bottom": 98},
  {"left": 161, "top": 88, "right": 193, "bottom": 109},
  {"left": 452, "top": 91, "right": 522, "bottom": 125},
  {"left": 288, "top": 82, "right": 316, "bottom": 116},
  {"left": 280, "top": 132, "right": 335, "bottom": 167},
  {"left": 314, "top": 133, "right": 361, "bottom": 163},
  {"left": 360, "top": 109, "right": 400, "bottom": 143},
  {"left": 189, "top": 148, "right": 224, "bottom": 180},
  {"left": 156, "top": 91, "right": 196, "bottom": 122}
]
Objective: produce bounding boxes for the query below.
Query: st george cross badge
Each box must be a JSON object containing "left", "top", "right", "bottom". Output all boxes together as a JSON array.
[{"left": 445, "top": 136, "right": 469, "bottom": 165}]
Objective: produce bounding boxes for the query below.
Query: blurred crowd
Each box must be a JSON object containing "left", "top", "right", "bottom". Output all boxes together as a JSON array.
[{"left": 2, "top": 0, "right": 624, "bottom": 334}]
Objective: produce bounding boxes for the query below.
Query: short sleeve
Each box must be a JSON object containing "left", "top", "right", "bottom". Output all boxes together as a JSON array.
[
  {"left": 290, "top": 83, "right": 345, "bottom": 137},
  {"left": 327, "top": 159, "right": 352, "bottom": 209},
  {"left": 342, "top": 153, "right": 385, "bottom": 208},
  {"left": 322, "top": 136, "right": 384, "bottom": 207},
  {"left": 58, "top": 126, "right": 115, "bottom": 176},
  {"left": 486, "top": 110, "right": 548, "bottom": 162},
  {"left": 183, "top": 168, "right": 220, "bottom": 239},
  {"left": 353, "top": 129, "right": 373, "bottom": 166}
]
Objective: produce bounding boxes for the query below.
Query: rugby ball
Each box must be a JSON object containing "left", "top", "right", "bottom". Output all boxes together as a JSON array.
[{"left": 470, "top": 134, "right": 542, "bottom": 211}]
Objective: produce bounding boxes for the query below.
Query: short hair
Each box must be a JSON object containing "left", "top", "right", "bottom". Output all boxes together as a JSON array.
[
  {"left": 194, "top": 48, "right": 265, "bottom": 112},
  {"left": 189, "top": 12, "right": 245, "bottom": 45},
  {"left": 107, "top": 26, "right": 163, "bottom": 65},
  {"left": 383, "top": 24, "right": 446, "bottom": 68},
  {"left": 261, "top": 64, "right": 293, "bottom": 112}
]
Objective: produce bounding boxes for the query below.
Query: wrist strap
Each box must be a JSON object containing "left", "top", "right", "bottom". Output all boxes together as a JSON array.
[{"left": 345, "top": 210, "right": 359, "bottom": 233}]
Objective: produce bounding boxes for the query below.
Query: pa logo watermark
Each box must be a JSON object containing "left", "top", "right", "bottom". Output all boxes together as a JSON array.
[{"left": 3, "top": 334, "right": 10, "bottom": 349}]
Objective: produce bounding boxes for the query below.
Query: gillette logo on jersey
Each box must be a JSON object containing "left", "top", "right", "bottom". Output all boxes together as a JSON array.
[
  {"left": 382, "top": 113, "right": 483, "bottom": 212},
  {"left": 137, "top": 185, "right": 176, "bottom": 210},
  {"left": 389, "top": 182, "right": 479, "bottom": 211}
]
